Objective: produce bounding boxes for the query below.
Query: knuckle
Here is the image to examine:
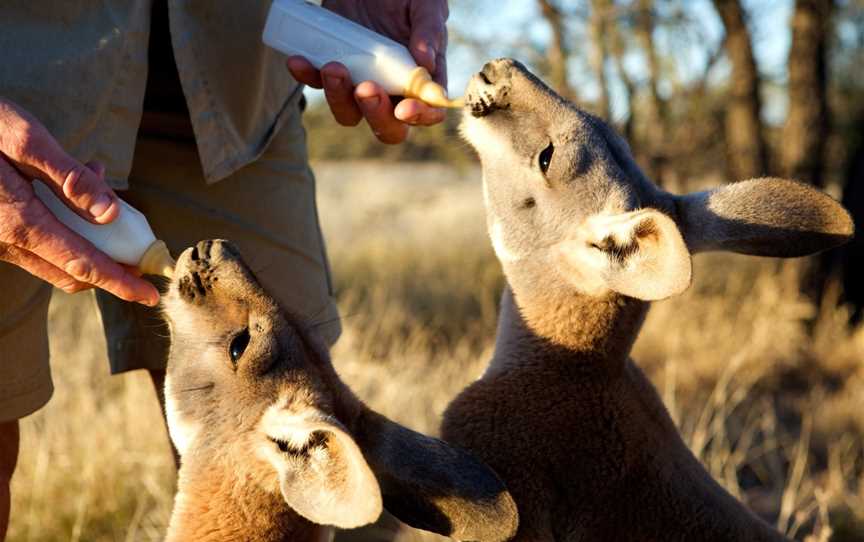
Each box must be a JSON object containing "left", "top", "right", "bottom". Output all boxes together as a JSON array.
[
  {"left": 4, "top": 221, "right": 31, "bottom": 246},
  {"left": 321, "top": 61, "right": 343, "bottom": 75},
  {"left": 0, "top": 181, "right": 31, "bottom": 206},
  {"left": 7, "top": 122, "right": 41, "bottom": 160},
  {"left": 63, "top": 257, "right": 99, "bottom": 285},
  {"left": 59, "top": 280, "right": 87, "bottom": 294},
  {"left": 9, "top": 198, "right": 51, "bottom": 240},
  {"left": 61, "top": 164, "right": 91, "bottom": 198},
  {"left": 0, "top": 203, "right": 38, "bottom": 247}
]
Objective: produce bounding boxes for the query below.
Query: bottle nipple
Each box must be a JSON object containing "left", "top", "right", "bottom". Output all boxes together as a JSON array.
[
  {"left": 139, "top": 240, "right": 176, "bottom": 278},
  {"left": 404, "top": 67, "right": 465, "bottom": 108}
]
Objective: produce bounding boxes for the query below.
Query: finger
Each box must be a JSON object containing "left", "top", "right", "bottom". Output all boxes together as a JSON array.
[
  {"left": 0, "top": 110, "right": 119, "bottom": 224},
  {"left": 85, "top": 160, "right": 106, "bottom": 180},
  {"left": 121, "top": 264, "right": 144, "bottom": 278},
  {"left": 408, "top": 1, "right": 447, "bottom": 75},
  {"left": 320, "top": 62, "right": 363, "bottom": 127},
  {"left": 14, "top": 198, "right": 160, "bottom": 305},
  {"left": 394, "top": 99, "right": 446, "bottom": 126},
  {"left": 0, "top": 244, "right": 92, "bottom": 294},
  {"left": 286, "top": 56, "right": 324, "bottom": 88},
  {"left": 355, "top": 82, "right": 409, "bottom": 144},
  {"left": 434, "top": 46, "right": 448, "bottom": 88}
]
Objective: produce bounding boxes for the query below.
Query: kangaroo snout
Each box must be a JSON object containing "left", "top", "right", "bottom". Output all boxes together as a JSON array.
[
  {"left": 466, "top": 58, "right": 520, "bottom": 117},
  {"left": 175, "top": 239, "right": 240, "bottom": 273},
  {"left": 174, "top": 239, "right": 258, "bottom": 304},
  {"left": 465, "top": 58, "right": 564, "bottom": 119}
]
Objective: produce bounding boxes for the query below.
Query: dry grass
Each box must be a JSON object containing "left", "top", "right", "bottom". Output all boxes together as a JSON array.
[{"left": 8, "top": 162, "right": 864, "bottom": 541}]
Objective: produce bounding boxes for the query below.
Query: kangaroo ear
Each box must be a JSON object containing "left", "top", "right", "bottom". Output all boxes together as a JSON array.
[
  {"left": 675, "top": 178, "right": 854, "bottom": 257},
  {"left": 555, "top": 209, "right": 692, "bottom": 301},
  {"left": 259, "top": 409, "right": 382, "bottom": 529},
  {"left": 353, "top": 411, "right": 518, "bottom": 542}
]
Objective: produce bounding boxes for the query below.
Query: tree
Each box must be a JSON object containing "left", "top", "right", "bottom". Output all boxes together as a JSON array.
[
  {"left": 712, "top": 0, "right": 769, "bottom": 180},
  {"left": 635, "top": 0, "right": 669, "bottom": 186},
  {"left": 782, "top": 0, "right": 835, "bottom": 187},
  {"left": 589, "top": 0, "right": 613, "bottom": 120},
  {"left": 836, "top": 110, "right": 864, "bottom": 323},
  {"left": 537, "top": 0, "right": 576, "bottom": 100},
  {"left": 608, "top": 8, "right": 637, "bottom": 141}
]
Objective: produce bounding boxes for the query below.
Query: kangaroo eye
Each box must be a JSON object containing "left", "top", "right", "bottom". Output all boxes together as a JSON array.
[
  {"left": 539, "top": 142, "right": 554, "bottom": 173},
  {"left": 229, "top": 328, "right": 250, "bottom": 364}
]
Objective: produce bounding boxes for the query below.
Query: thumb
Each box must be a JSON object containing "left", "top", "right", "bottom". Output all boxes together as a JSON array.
[
  {"left": 2, "top": 112, "right": 119, "bottom": 224},
  {"left": 22, "top": 150, "right": 120, "bottom": 225}
]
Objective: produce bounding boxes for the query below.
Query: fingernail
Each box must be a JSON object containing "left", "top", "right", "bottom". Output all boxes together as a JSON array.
[
  {"left": 360, "top": 95, "right": 380, "bottom": 109},
  {"left": 89, "top": 194, "right": 113, "bottom": 218},
  {"left": 324, "top": 74, "right": 343, "bottom": 88},
  {"left": 404, "top": 114, "right": 420, "bottom": 124}
]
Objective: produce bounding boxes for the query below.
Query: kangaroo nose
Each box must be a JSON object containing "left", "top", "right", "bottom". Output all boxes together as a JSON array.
[
  {"left": 208, "top": 239, "right": 241, "bottom": 262},
  {"left": 479, "top": 58, "right": 519, "bottom": 86},
  {"left": 173, "top": 239, "right": 243, "bottom": 287},
  {"left": 465, "top": 58, "right": 523, "bottom": 117},
  {"left": 193, "top": 239, "right": 243, "bottom": 267}
]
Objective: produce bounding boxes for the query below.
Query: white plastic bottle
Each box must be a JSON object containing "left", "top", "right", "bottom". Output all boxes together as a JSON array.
[
  {"left": 263, "top": 0, "right": 463, "bottom": 108},
  {"left": 33, "top": 181, "right": 175, "bottom": 278}
]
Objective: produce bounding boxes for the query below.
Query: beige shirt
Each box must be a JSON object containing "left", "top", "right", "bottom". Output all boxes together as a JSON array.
[{"left": 0, "top": 1, "right": 301, "bottom": 189}]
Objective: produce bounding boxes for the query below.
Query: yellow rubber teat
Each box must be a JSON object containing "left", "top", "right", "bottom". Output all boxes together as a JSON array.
[
  {"left": 404, "top": 67, "right": 465, "bottom": 108},
  {"left": 139, "top": 240, "right": 176, "bottom": 278}
]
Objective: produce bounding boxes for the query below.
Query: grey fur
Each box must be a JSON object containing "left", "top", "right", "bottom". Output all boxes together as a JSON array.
[{"left": 443, "top": 59, "right": 853, "bottom": 541}]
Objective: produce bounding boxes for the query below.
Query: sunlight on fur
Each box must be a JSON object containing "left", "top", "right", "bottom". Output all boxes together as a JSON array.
[{"left": 8, "top": 162, "right": 863, "bottom": 541}]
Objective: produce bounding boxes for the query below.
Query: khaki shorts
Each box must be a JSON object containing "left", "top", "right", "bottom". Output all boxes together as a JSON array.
[{"left": 0, "top": 110, "right": 340, "bottom": 423}]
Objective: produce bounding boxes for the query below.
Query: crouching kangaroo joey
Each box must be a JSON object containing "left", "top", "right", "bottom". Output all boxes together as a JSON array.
[{"left": 162, "top": 239, "right": 518, "bottom": 542}]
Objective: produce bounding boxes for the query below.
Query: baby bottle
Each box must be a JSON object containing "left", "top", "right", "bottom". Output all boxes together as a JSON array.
[
  {"left": 33, "top": 180, "right": 175, "bottom": 278},
  {"left": 263, "top": 0, "right": 463, "bottom": 108}
]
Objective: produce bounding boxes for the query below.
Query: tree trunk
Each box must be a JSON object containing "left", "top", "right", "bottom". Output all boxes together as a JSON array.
[
  {"left": 635, "top": 0, "right": 668, "bottom": 186},
  {"left": 782, "top": 0, "right": 834, "bottom": 307},
  {"left": 537, "top": 0, "right": 575, "bottom": 100},
  {"left": 589, "top": 0, "right": 612, "bottom": 120},
  {"left": 782, "top": 0, "right": 834, "bottom": 187},
  {"left": 815, "top": 108, "right": 864, "bottom": 324},
  {"left": 609, "top": 10, "right": 637, "bottom": 142},
  {"left": 838, "top": 121, "right": 864, "bottom": 323},
  {"left": 712, "top": 0, "right": 769, "bottom": 181}
]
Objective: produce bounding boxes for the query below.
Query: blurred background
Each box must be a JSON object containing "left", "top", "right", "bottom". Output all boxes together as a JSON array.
[{"left": 9, "top": 0, "right": 864, "bottom": 540}]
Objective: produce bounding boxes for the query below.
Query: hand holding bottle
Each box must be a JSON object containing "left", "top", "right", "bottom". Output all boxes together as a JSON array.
[
  {"left": 286, "top": 0, "right": 449, "bottom": 144},
  {"left": 0, "top": 98, "right": 160, "bottom": 306}
]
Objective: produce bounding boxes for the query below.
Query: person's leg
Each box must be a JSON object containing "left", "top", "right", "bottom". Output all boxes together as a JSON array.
[
  {"left": 0, "top": 420, "right": 19, "bottom": 540},
  {"left": 95, "top": 100, "right": 339, "bottom": 457},
  {"left": 0, "top": 263, "right": 53, "bottom": 541}
]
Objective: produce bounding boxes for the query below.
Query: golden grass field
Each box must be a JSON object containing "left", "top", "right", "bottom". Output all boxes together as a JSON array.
[{"left": 7, "top": 161, "right": 864, "bottom": 541}]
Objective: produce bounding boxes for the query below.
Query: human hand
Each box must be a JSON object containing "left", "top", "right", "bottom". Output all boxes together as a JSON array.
[
  {"left": 0, "top": 98, "right": 160, "bottom": 306},
  {"left": 287, "top": 0, "right": 449, "bottom": 144}
]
